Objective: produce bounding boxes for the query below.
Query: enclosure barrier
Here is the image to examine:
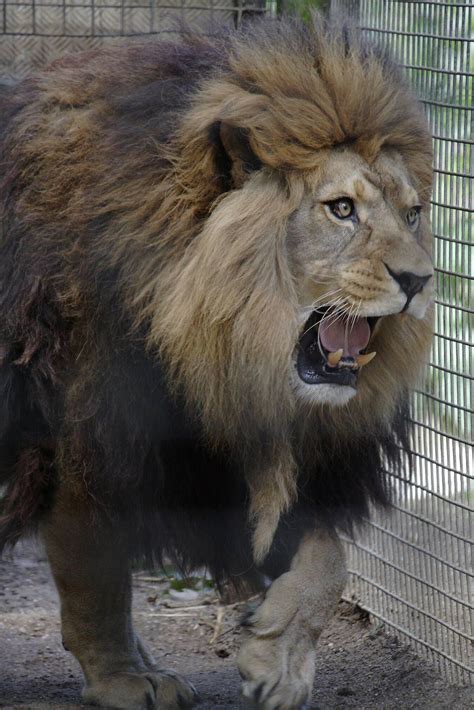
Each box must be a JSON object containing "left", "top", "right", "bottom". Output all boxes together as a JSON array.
[
  {"left": 331, "top": 0, "right": 473, "bottom": 686},
  {"left": 0, "top": 0, "right": 472, "bottom": 686},
  {"left": 0, "top": 0, "right": 265, "bottom": 79}
]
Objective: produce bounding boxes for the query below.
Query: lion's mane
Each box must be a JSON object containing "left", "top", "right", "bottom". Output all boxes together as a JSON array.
[{"left": 0, "top": 15, "right": 432, "bottom": 580}]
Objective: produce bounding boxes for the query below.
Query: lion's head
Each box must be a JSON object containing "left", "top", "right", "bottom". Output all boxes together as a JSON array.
[
  {"left": 289, "top": 145, "right": 433, "bottom": 407},
  {"left": 149, "top": 16, "right": 433, "bottom": 448}
]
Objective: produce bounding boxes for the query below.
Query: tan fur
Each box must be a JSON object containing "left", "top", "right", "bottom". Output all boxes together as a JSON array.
[
  {"left": 41, "top": 493, "right": 197, "bottom": 709},
  {"left": 239, "top": 528, "right": 347, "bottom": 706}
]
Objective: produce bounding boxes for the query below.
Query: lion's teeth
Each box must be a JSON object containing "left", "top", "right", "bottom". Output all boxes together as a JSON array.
[
  {"left": 327, "top": 349, "right": 344, "bottom": 367},
  {"left": 357, "top": 352, "right": 377, "bottom": 367}
]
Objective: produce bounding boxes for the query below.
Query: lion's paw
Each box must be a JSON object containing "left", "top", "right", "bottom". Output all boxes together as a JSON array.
[
  {"left": 238, "top": 629, "right": 315, "bottom": 709},
  {"left": 83, "top": 669, "right": 198, "bottom": 709}
]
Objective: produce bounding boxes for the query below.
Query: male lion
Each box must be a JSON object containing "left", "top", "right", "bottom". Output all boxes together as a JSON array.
[{"left": 0, "top": 14, "right": 433, "bottom": 709}]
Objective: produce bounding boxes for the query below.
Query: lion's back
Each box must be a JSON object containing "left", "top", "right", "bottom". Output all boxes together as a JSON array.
[
  {"left": 0, "top": 35, "right": 222, "bottom": 376},
  {"left": 0, "top": 38, "right": 259, "bottom": 585},
  {"left": 0, "top": 38, "right": 219, "bottom": 246}
]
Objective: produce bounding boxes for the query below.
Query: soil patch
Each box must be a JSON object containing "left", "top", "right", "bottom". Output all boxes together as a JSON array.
[{"left": 0, "top": 541, "right": 471, "bottom": 709}]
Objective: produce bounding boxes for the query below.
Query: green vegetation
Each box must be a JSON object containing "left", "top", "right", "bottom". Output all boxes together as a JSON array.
[{"left": 276, "top": 0, "right": 329, "bottom": 21}]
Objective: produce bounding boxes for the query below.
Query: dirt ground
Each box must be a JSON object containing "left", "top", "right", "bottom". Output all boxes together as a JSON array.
[{"left": 0, "top": 541, "right": 471, "bottom": 710}]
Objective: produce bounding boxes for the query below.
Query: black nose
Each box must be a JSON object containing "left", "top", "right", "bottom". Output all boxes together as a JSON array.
[{"left": 386, "top": 265, "right": 432, "bottom": 303}]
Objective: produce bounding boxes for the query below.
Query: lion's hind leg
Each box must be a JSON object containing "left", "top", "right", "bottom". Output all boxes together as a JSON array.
[{"left": 42, "top": 489, "right": 197, "bottom": 710}]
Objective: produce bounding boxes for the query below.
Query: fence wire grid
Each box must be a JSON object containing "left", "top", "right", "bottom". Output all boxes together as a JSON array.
[
  {"left": 0, "top": 0, "right": 473, "bottom": 688},
  {"left": 0, "top": 0, "right": 265, "bottom": 79},
  {"left": 331, "top": 0, "right": 473, "bottom": 686}
]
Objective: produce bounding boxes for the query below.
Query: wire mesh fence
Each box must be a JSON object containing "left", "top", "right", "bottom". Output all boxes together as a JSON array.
[
  {"left": 0, "top": 0, "right": 472, "bottom": 688},
  {"left": 331, "top": 0, "right": 473, "bottom": 686},
  {"left": 0, "top": 0, "right": 265, "bottom": 79}
]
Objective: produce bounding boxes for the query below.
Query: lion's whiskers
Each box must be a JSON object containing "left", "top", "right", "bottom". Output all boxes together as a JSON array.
[
  {"left": 309, "top": 288, "right": 344, "bottom": 311},
  {"left": 302, "top": 294, "right": 346, "bottom": 337},
  {"left": 347, "top": 300, "right": 362, "bottom": 332}
]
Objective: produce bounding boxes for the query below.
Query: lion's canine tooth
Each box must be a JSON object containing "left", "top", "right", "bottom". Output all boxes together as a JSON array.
[
  {"left": 327, "top": 349, "right": 344, "bottom": 367},
  {"left": 357, "top": 352, "right": 377, "bottom": 367}
]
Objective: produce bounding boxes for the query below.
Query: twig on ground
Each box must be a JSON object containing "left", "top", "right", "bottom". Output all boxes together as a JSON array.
[{"left": 210, "top": 606, "right": 225, "bottom": 644}]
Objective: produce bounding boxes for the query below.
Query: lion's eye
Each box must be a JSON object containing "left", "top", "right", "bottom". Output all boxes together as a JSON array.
[
  {"left": 326, "top": 197, "right": 356, "bottom": 220},
  {"left": 406, "top": 206, "right": 421, "bottom": 230}
]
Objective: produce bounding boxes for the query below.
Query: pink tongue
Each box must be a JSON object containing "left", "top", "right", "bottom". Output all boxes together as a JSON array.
[{"left": 319, "top": 316, "right": 371, "bottom": 358}]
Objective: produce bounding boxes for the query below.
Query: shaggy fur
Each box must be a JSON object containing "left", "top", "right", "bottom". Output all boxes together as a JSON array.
[{"left": 0, "top": 15, "right": 432, "bottom": 584}]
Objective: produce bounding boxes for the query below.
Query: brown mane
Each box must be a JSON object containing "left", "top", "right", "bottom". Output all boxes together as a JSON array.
[{"left": 0, "top": 14, "right": 432, "bottom": 562}]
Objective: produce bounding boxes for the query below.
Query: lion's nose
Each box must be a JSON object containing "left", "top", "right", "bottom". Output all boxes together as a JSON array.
[{"left": 385, "top": 265, "right": 432, "bottom": 302}]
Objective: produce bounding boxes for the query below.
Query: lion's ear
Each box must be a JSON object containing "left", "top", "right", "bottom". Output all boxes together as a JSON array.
[{"left": 209, "top": 121, "right": 263, "bottom": 190}]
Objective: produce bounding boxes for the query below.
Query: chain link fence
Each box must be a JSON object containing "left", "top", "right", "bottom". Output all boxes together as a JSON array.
[
  {"left": 0, "top": 0, "right": 472, "bottom": 688},
  {"left": 331, "top": 0, "right": 473, "bottom": 686}
]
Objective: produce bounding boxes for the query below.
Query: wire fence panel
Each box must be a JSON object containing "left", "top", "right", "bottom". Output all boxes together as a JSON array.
[
  {"left": 331, "top": 0, "right": 473, "bottom": 685},
  {"left": 0, "top": 0, "right": 265, "bottom": 79}
]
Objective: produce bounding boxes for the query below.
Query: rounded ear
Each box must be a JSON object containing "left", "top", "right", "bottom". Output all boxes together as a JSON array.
[{"left": 209, "top": 121, "right": 263, "bottom": 190}]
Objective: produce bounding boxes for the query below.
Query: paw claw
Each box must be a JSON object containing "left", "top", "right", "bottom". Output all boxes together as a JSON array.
[
  {"left": 238, "top": 622, "right": 315, "bottom": 709},
  {"left": 177, "top": 686, "right": 199, "bottom": 708},
  {"left": 84, "top": 669, "right": 197, "bottom": 709},
  {"left": 254, "top": 681, "right": 266, "bottom": 702}
]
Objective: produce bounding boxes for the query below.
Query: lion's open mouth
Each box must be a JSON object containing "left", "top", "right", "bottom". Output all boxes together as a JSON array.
[{"left": 297, "top": 309, "right": 379, "bottom": 388}]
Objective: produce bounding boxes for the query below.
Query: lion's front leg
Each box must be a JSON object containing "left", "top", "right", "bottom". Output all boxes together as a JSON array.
[
  {"left": 41, "top": 489, "right": 197, "bottom": 710},
  {"left": 238, "top": 527, "right": 346, "bottom": 709}
]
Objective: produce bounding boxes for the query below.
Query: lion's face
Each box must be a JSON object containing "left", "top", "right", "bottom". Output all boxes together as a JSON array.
[{"left": 287, "top": 147, "right": 434, "bottom": 407}]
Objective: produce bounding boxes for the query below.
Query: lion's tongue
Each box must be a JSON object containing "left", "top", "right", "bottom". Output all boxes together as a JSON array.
[{"left": 319, "top": 316, "right": 371, "bottom": 358}]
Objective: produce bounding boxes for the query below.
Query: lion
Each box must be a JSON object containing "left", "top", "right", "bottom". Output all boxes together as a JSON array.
[{"left": 0, "top": 13, "right": 433, "bottom": 709}]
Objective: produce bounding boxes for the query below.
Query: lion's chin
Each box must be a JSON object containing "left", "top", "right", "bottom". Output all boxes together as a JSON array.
[{"left": 293, "top": 379, "right": 357, "bottom": 407}]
